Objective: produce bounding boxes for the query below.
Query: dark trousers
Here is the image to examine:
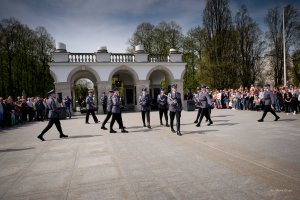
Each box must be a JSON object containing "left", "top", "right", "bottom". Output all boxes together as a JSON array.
[
  {"left": 102, "top": 104, "right": 107, "bottom": 114},
  {"left": 198, "top": 107, "right": 212, "bottom": 125},
  {"left": 36, "top": 110, "right": 44, "bottom": 121},
  {"left": 141, "top": 111, "right": 150, "bottom": 125},
  {"left": 86, "top": 109, "right": 98, "bottom": 123},
  {"left": 261, "top": 105, "right": 279, "bottom": 120},
  {"left": 102, "top": 111, "right": 112, "bottom": 127},
  {"left": 40, "top": 118, "right": 63, "bottom": 136},
  {"left": 170, "top": 111, "right": 181, "bottom": 131},
  {"left": 159, "top": 108, "right": 168, "bottom": 123},
  {"left": 195, "top": 108, "right": 202, "bottom": 121},
  {"left": 110, "top": 113, "right": 124, "bottom": 129}
]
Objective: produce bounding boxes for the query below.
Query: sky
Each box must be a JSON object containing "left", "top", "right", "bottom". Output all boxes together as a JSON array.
[{"left": 0, "top": 0, "right": 299, "bottom": 53}]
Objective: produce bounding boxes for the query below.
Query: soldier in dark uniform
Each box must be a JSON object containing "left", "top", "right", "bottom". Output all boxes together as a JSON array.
[
  {"left": 258, "top": 83, "right": 280, "bottom": 122},
  {"left": 37, "top": 90, "right": 68, "bottom": 141},
  {"left": 168, "top": 84, "right": 182, "bottom": 136},
  {"left": 157, "top": 88, "right": 169, "bottom": 126},
  {"left": 110, "top": 88, "right": 128, "bottom": 133},
  {"left": 100, "top": 92, "right": 108, "bottom": 114},
  {"left": 101, "top": 90, "right": 114, "bottom": 130},
  {"left": 196, "top": 85, "right": 213, "bottom": 127},
  {"left": 139, "top": 88, "right": 152, "bottom": 129},
  {"left": 85, "top": 90, "right": 99, "bottom": 124},
  {"left": 194, "top": 86, "right": 203, "bottom": 123}
]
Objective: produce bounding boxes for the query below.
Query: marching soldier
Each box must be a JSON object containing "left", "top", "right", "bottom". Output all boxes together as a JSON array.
[
  {"left": 101, "top": 90, "right": 114, "bottom": 130},
  {"left": 258, "top": 83, "right": 280, "bottom": 122},
  {"left": 37, "top": 90, "right": 68, "bottom": 141},
  {"left": 157, "top": 88, "right": 169, "bottom": 126},
  {"left": 168, "top": 84, "right": 182, "bottom": 136},
  {"left": 100, "top": 92, "right": 108, "bottom": 114},
  {"left": 85, "top": 90, "right": 99, "bottom": 124},
  {"left": 110, "top": 88, "right": 128, "bottom": 133},
  {"left": 139, "top": 88, "right": 152, "bottom": 129},
  {"left": 194, "top": 86, "right": 202, "bottom": 123},
  {"left": 196, "top": 85, "right": 213, "bottom": 127}
]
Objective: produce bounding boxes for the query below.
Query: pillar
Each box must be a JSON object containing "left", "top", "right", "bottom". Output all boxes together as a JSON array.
[
  {"left": 97, "top": 81, "right": 112, "bottom": 113},
  {"left": 54, "top": 82, "right": 71, "bottom": 101}
]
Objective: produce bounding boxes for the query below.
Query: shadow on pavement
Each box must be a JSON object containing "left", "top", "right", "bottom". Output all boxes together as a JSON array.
[
  {"left": 183, "top": 129, "right": 219, "bottom": 135},
  {"left": 0, "top": 147, "right": 35, "bottom": 153},
  {"left": 212, "top": 115, "right": 233, "bottom": 118},
  {"left": 212, "top": 123, "right": 239, "bottom": 126}
]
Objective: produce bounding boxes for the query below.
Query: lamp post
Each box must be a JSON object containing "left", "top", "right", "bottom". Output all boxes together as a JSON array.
[{"left": 283, "top": 6, "right": 287, "bottom": 86}]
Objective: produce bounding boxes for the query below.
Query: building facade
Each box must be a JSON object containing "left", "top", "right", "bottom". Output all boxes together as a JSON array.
[{"left": 49, "top": 43, "right": 186, "bottom": 111}]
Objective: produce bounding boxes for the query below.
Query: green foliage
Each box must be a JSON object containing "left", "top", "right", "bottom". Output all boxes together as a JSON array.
[
  {"left": 292, "top": 49, "right": 300, "bottom": 86},
  {"left": 0, "top": 18, "right": 55, "bottom": 98}
]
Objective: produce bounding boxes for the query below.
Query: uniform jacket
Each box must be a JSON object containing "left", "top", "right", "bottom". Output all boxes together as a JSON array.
[
  {"left": 100, "top": 96, "right": 108, "bottom": 105},
  {"left": 263, "top": 90, "right": 275, "bottom": 105},
  {"left": 139, "top": 94, "right": 151, "bottom": 111},
  {"left": 112, "top": 95, "right": 121, "bottom": 113},
  {"left": 47, "top": 98, "right": 59, "bottom": 119},
  {"left": 168, "top": 92, "right": 182, "bottom": 112},
  {"left": 86, "top": 96, "right": 95, "bottom": 110},
  {"left": 106, "top": 96, "right": 113, "bottom": 112},
  {"left": 197, "top": 92, "right": 212, "bottom": 109},
  {"left": 157, "top": 94, "right": 168, "bottom": 109}
]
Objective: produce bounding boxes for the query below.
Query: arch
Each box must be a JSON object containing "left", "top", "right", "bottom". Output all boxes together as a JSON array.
[
  {"left": 146, "top": 65, "right": 175, "bottom": 81},
  {"left": 180, "top": 67, "right": 186, "bottom": 80},
  {"left": 67, "top": 66, "right": 101, "bottom": 83},
  {"left": 49, "top": 69, "right": 58, "bottom": 83},
  {"left": 108, "top": 65, "right": 139, "bottom": 84}
]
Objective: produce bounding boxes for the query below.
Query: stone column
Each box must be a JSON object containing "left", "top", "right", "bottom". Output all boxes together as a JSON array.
[
  {"left": 97, "top": 81, "right": 112, "bottom": 113},
  {"left": 54, "top": 82, "right": 71, "bottom": 100},
  {"left": 135, "top": 80, "right": 150, "bottom": 111}
]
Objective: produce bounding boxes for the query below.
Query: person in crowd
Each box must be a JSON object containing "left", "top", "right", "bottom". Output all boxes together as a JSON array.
[
  {"left": 37, "top": 90, "right": 68, "bottom": 141},
  {"left": 0, "top": 97, "right": 5, "bottom": 127},
  {"left": 64, "top": 96, "right": 72, "bottom": 119},
  {"left": 168, "top": 84, "right": 182, "bottom": 136},
  {"left": 157, "top": 88, "right": 169, "bottom": 127},
  {"left": 35, "top": 96, "right": 45, "bottom": 121},
  {"left": 139, "top": 88, "right": 152, "bottom": 129},
  {"left": 101, "top": 90, "right": 114, "bottom": 130},
  {"left": 110, "top": 88, "right": 128, "bottom": 133},
  {"left": 258, "top": 84, "right": 280, "bottom": 122},
  {"left": 85, "top": 90, "right": 99, "bottom": 124},
  {"left": 284, "top": 87, "right": 292, "bottom": 115},
  {"left": 27, "top": 97, "right": 34, "bottom": 121},
  {"left": 100, "top": 92, "right": 108, "bottom": 114}
]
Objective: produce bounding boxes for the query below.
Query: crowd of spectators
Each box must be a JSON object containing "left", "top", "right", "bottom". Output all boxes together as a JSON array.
[
  {"left": 208, "top": 84, "right": 300, "bottom": 115},
  {"left": 0, "top": 95, "right": 72, "bottom": 128}
]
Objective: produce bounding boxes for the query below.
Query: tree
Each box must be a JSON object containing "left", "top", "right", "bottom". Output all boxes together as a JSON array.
[
  {"left": 200, "top": 0, "right": 238, "bottom": 89},
  {"left": 265, "top": 5, "right": 300, "bottom": 86},
  {"left": 127, "top": 21, "right": 183, "bottom": 55},
  {"left": 235, "top": 5, "right": 265, "bottom": 87},
  {"left": 0, "top": 18, "right": 55, "bottom": 98}
]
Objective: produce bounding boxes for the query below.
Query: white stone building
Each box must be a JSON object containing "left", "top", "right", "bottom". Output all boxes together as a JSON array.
[{"left": 49, "top": 43, "right": 186, "bottom": 111}]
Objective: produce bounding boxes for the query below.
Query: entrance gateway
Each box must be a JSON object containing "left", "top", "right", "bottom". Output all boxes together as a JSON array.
[{"left": 49, "top": 43, "right": 186, "bottom": 112}]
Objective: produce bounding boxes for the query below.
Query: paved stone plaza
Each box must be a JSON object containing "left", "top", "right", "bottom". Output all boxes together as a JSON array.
[{"left": 0, "top": 109, "right": 299, "bottom": 200}]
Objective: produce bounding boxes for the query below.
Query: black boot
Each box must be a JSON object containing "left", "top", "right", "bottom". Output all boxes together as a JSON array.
[
  {"left": 196, "top": 123, "right": 200, "bottom": 127},
  {"left": 171, "top": 128, "right": 176, "bottom": 133},
  {"left": 207, "top": 121, "right": 213, "bottom": 126},
  {"left": 177, "top": 131, "right": 182, "bottom": 136},
  {"left": 257, "top": 119, "right": 264, "bottom": 122},
  {"left": 60, "top": 133, "right": 68, "bottom": 138},
  {"left": 166, "top": 122, "right": 169, "bottom": 127},
  {"left": 101, "top": 126, "right": 108, "bottom": 130},
  {"left": 110, "top": 129, "right": 117, "bottom": 133},
  {"left": 160, "top": 121, "right": 163, "bottom": 125},
  {"left": 37, "top": 134, "right": 45, "bottom": 141},
  {"left": 194, "top": 120, "right": 198, "bottom": 123},
  {"left": 274, "top": 116, "right": 280, "bottom": 121},
  {"left": 121, "top": 129, "right": 128, "bottom": 133}
]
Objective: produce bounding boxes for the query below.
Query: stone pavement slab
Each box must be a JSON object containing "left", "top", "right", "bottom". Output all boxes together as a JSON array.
[{"left": 0, "top": 109, "right": 299, "bottom": 200}]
